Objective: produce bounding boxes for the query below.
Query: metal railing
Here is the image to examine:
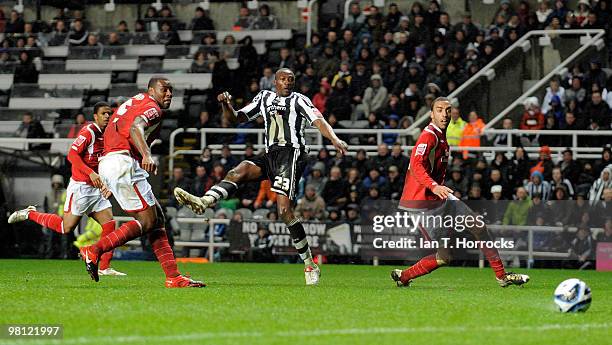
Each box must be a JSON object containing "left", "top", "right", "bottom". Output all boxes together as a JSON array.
[
  {"left": 406, "top": 29, "right": 606, "bottom": 132},
  {"left": 168, "top": 127, "right": 612, "bottom": 176}
]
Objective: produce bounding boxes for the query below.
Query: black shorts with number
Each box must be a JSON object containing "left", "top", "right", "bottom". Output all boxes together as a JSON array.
[{"left": 245, "top": 146, "right": 307, "bottom": 199}]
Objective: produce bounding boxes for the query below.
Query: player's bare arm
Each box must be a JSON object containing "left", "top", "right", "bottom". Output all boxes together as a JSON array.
[
  {"left": 218, "top": 91, "right": 249, "bottom": 123},
  {"left": 130, "top": 116, "right": 156, "bottom": 174},
  {"left": 312, "top": 118, "right": 348, "bottom": 155}
]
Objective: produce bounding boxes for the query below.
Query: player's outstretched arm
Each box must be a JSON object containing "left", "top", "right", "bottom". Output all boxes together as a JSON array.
[
  {"left": 130, "top": 116, "right": 157, "bottom": 174},
  {"left": 312, "top": 118, "right": 348, "bottom": 155},
  {"left": 218, "top": 91, "right": 249, "bottom": 123}
]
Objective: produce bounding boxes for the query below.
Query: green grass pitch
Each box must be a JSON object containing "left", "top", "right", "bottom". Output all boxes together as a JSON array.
[{"left": 0, "top": 260, "right": 610, "bottom": 345}]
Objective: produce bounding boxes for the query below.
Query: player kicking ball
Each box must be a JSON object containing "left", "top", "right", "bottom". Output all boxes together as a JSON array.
[
  {"left": 9, "top": 102, "right": 125, "bottom": 276},
  {"left": 174, "top": 68, "right": 348, "bottom": 285},
  {"left": 79, "top": 76, "right": 205, "bottom": 288},
  {"left": 391, "top": 97, "right": 529, "bottom": 288}
]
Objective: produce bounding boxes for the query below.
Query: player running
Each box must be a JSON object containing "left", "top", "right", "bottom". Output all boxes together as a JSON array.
[
  {"left": 174, "top": 68, "right": 348, "bottom": 285},
  {"left": 391, "top": 97, "right": 530, "bottom": 288},
  {"left": 9, "top": 102, "right": 125, "bottom": 276},
  {"left": 78, "top": 76, "right": 205, "bottom": 288}
]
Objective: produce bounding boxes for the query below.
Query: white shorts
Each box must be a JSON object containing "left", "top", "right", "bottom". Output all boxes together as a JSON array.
[
  {"left": 64, "top": 179, "right": 112, "bottom": 216},
  {"left": 98, "top": 153, "right": 157, "bottom": 212}
]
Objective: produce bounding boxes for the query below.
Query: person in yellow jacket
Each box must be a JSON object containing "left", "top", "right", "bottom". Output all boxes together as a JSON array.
[
  {"left": 446, "top": 107, "right": 467, "bottom": 146},
  {"left": 459, "top": 111, "right": 485, "bottom": 160}
]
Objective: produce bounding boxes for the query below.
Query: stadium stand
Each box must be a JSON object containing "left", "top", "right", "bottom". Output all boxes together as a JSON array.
[{"left": 0, "top": 1, "right": 610, "bottom": 262}]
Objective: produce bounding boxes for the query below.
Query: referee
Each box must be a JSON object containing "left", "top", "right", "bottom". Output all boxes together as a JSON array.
[{"left": 174, "top": 68, "right": 348, "bottom": 285}]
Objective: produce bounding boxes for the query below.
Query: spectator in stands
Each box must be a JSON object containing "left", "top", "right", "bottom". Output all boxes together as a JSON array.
[
  {"left": 68, "top": 19, "right": 88, "bottom": 46},
  {"left": 116, "top": 20, "right": 132, "bottom": 45},
  {"left": 321, "top": 166, "right": 349, "bottom": 208},
  {"left": 326, "top": 79, "right": 352, "bottom": 121},
  {"left": 47, "top": 19, "right": 68, "bottom": 46},
  {"left": 484, "top": 185, "right": 507, "bottom": 224},
  {"left": 248, "top": 227, "right": 275, "bottom": 262},
  {"left": 446, "top": 107, "right": 466, "bottom": 146},
  {"left": 5, "top": 10, "right": 24, "bottom": 34},
  {"left": 259, "top": 66, "right": 275, "bottom": 91},
  {"left": 541, "top": 79, "right": 565, "bottom": 114},
  {"left": 383, "top": 115, "right": 400, "bottom": 145},
  {"left": 445, "top": 166, "right": 468, "bottom": 198},
  {"left": 343, "top": 2, "right": 365, "bottom": 32},
  {"left": 190, "top": 6, "right": 214, "bottom": 31},
  {"left": 362, "top": 168, "right": 386, "bottom": 195},
  {"left": 192, "top": 165, "right": 213, "bottom": 199},
  {"left": 144, "top": 6, "right": 159, "bottom": 32},
  {"left": 596, "top": 218, "right": 612, "bottom": 243},
  {"left": 132, "top": 20, "right": 150, "bottom": 44},
  {"left": 14, "top": 111, "right": 45, "bottom": 140},
  {"left": 584, "top": 91, "right": 610, "bottom": 133},
  {"left": 389, "top": 143, "right": 408, "bottom": 175},
  {"left": 190, "top": 51, "right": 210, "bottom": 73},
  {"left": 107, "top": 32, "right": 122, "bottom": 47},
  {"left": 560, "top": 149, "right": 581, "bottom": 183},
  {"left": 220, "top": 35, "right": 238, "bottom": 59},
  {"left": 83, "top": 34, "right": 103, "bottom": 59},
  {"left": 306, "top": 162, "right": 328, "bottom": 195},
  {"left": 156, "top": 21, "right": 180, "bottom": 46},
  {"left": 503, "top": 187, "right": 531, "bottom": 226},
  {"left": 13, "top": 51, "right": 38, "bottom": 84},
  {"left": 381, "top": 165, "right": 403, "bottom": 200},
  {"left": 67, "top": 113, "right": 87, "bottom": 138},
  {"left": 595, "top": 148, "right": 612, "bottom": 176},
  {"left": 459, "top": 111, "right": 485, "bottom": 160},
  {"left": 167, "top": 167, "right": 192, "bottom": 209},
  {"left": 525, "top": 170, "right": 552, "bottom": 200},
  {"left": 526, "top": 192, "right": 547, "bottom": 226},
  {"left": 589, "top": 166, "right": 612, "bottom": 205},
  {"left": 196, "top": 147, "right": 214, "bottom": 176},
  {"left": 551, "top": 166, "right": 575, "bottom": 199},
  {"left": 312, "top": 79, "right": 330, "bottom": 115},
  {"left": 251, "top": 4, "right": 278, "bottom": 30},
  {"left": 216, "top": 145, "right": 238, "bottom": 173},
  {"left": 254, "top": 180, "right": 276, "bottom": 209},
  {"left": 565, "top": 77, "right": 587, "bottom": 106},
  {"left": 272, "top": 47, "right": 293, "bottom": 70},
  {"left": 357, "top": 74, "right": 387, "bottom": 120},
  {"left": 331, "top": 61, "right": 351, "bottom": 88},
  {"left": 295, "top": 184, "right": 326, "bottom": 220},
  {"left": 234, "top": 6, "right": 254, "bottom": 29},
  {"left": 567, "top": 225, "right": 593, "bottom": 269}
]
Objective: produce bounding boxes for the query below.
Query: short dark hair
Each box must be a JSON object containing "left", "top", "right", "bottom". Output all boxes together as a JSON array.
[
  {"left": 431, "top": 96, "right": 450, "bottom": 111},
  {"left": 148, "top": 76, "right": 169, "bottom": 89},
  {"left": 93, "top": 101, "right": 111, "bottom": 114}
]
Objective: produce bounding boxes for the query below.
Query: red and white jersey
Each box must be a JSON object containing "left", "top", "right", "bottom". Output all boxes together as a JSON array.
[
  {"left": 69, "top": 123, "right": 104, "bottom": 185},
  {"left": 104, "top": 93, "right": 162, "bottom": 160},
  {"left": 399, "top": 122, "right": 450, "bottom": 209}
]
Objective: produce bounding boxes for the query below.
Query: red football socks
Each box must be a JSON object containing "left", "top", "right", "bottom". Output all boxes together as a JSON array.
[
  {"left": 401, "top": 254, "right": 440, "bottom": 283},
  {"left": 28, "top": 212, "right": 64, "bottom": 233},
  {"left": 94, "top": 220, "right": 142, "bottom": 255},
  {"left": 148, "top": 228, "right": 180, "bottom": 279},
  {"left": 98, "top": 220, "right": 116, "bottom": 270},
  {"left": 482, "top": 247, "right": 506, "bottom": 279}
]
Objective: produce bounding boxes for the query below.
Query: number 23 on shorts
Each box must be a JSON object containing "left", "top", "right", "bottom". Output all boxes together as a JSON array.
[{"left": 273, "top": 176, "right": 290, "bottom": 191}]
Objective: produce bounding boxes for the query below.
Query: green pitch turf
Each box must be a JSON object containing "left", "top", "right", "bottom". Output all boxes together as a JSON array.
[{"left": 0, "top": 260, "right": 610, "bottom": 345}]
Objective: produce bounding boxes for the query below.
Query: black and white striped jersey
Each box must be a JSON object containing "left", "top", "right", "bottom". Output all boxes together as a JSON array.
[{"left": 237, "top": 90, "right": 323, "bottom": 151}]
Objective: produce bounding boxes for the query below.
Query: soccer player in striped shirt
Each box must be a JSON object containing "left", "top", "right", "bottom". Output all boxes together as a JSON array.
[{"left": 174, "top": 68, "right": 348, "bottom": 285}]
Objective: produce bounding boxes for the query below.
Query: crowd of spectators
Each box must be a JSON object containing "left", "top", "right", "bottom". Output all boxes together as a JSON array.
[{"left": 1, "top": 1, "right": 610, "bottom": 133}]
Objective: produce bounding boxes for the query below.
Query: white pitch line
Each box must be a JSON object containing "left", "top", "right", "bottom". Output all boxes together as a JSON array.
[{"left": 1, "top": 322, "right": 609, "bottom": 345}]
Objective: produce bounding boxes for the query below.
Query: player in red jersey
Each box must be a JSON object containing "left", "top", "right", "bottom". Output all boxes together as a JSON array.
[
  {"left": 8, "top": 102, "right": 125, "bottom": 276},
  {"left": 78, "top": 76, "right": 205, "bottom": 288},
  {"left": 391, "top": 97, "right": 530, "bottom": 287}
]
